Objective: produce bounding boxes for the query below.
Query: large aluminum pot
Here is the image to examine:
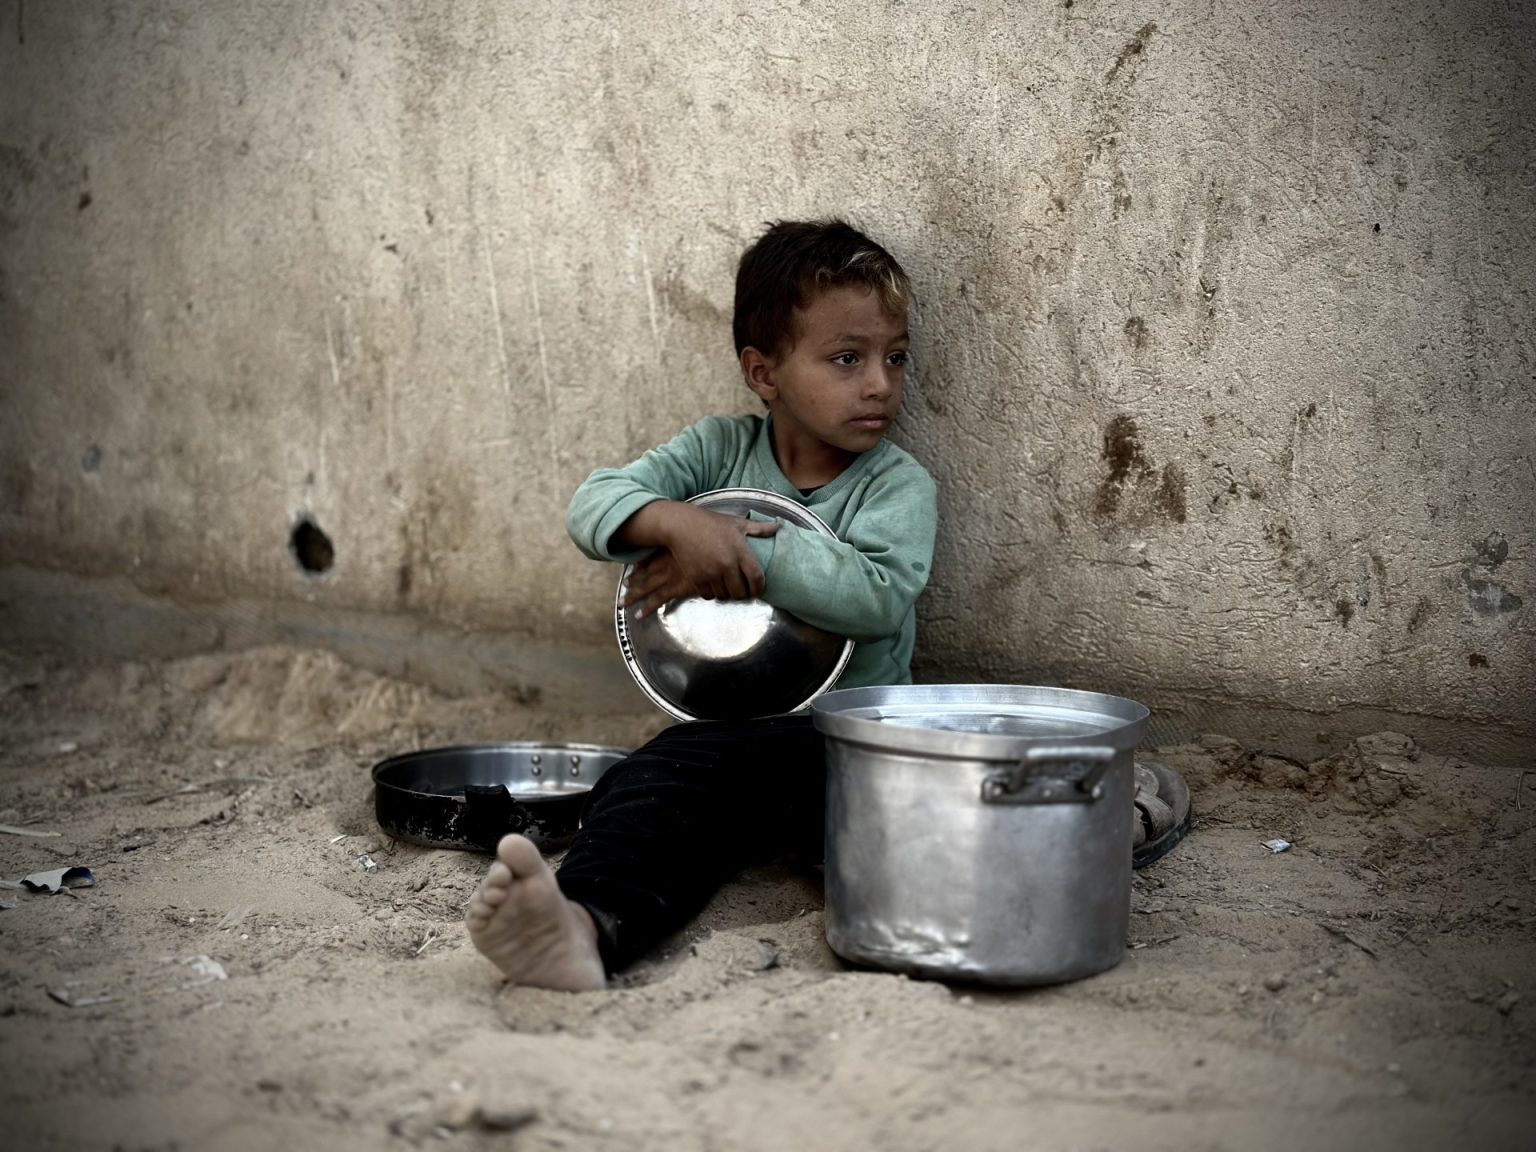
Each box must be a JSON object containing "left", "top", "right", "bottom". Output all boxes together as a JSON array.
[{"left": 811, "top": 684, "right": 1149, "bottom": 986}]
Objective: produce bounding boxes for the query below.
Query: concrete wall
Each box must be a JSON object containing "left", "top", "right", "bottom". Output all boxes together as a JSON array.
[{"left": 2, "top": 0, "right": 1533, "bottom": 740}]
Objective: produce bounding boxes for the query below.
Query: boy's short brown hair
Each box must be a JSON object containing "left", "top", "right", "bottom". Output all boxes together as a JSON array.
[{"left": 732, "top": 219, "right": 910, "bottom": 357}]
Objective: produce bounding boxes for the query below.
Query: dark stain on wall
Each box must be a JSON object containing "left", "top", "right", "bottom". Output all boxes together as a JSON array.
[
  {"left": 658, "top": 273, "right": 727, "bottom": 328},
  {"left": 1468, "top": 652, "right": 1489, "bottom": 668},
  {"left": 392, "top": 469, "right": 478, "bottom": 610},
  {"left": 1093, "top": 416, "right": 1186, "bottom": 524},
  {"left": 1461, "top": 530, "right": 1520, "bottom": 616},
  {"left": 1263, "top": 520, "right": 1296, "bottom": 563},
  {"left": 1076, "top": 21, "right": 1158, "bottom": 226},
  {"left": 1335, "top": 598, "right": 1355, "bottom": 627},
  {"left": 1094, "top": 415, "right": 1147, "bottom": 517},
  {"left": 1406, "top": 596, "right": 1433, "bottom": 634},
  {"left": 1462, "top": 573, "right": 1523, "bottom": 616},
  {"left": 1112, "top": 170, "right": 1132, "bottom": 216},
  {"left": 1370, "top": 552, "right": 1389, "bottom": 595},
  {"left": 1106, "top": 23, "right": 1158, "bottom": 84},
  {"left": 1123, "top": 315, "right": 1148, "bottom": 349},
  {"left": 1476, "top": 530, "right": 1508, "bottom": 569},
  {"left": 0, "top": 455, "right": 32, "bottom": 514},
  {"left": 1154, "top": 464, "right": 1187, "bottom": 523},
  {"left": 0, "top": 141, "right": 38, "bottom": 236},
  {"left": 1209, "top": 462, "right": 1264, "bottom": 511}
]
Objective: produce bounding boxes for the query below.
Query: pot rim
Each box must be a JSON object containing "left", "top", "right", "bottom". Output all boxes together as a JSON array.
[
  {"left": 371, "top": 740, "right": 631, "bottom": 797},
  {"left": 811, "top": 683, "right": 1149, "bottom": 761}
]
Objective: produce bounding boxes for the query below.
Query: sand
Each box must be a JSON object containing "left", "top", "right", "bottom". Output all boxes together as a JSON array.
[{"left": 1, "top": 643, "right": 1532, "bottom": 1151}]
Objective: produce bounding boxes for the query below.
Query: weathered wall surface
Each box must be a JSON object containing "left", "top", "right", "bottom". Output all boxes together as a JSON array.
[{"left": 2, "top": 0, "right": 1532, "bottom": 738}]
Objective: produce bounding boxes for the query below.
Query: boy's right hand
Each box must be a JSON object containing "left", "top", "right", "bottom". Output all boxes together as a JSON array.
[{"left": 616, "top": 502, "right": 779, "bottom": 617}]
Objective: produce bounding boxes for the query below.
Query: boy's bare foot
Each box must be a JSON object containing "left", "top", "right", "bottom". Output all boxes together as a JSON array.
[{"left": 465, "top": 834, "right": 606, "bottom": 991}]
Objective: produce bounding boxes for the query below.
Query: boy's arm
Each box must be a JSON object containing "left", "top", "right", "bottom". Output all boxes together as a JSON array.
[
  {"left": 567, "top": 418, "right": 778, "bottom": 605},
  {"left": 744, "top": 465, "right": 937, "bottom": 643},
  {"left": 616, "top": 501, "right": 778, "bottom": 606},
  {"left": 565, "top": 420, "right": 725, "bottom": 563}
]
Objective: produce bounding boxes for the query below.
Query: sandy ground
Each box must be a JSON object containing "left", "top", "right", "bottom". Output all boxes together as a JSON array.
[{"left": 1, "top": 643, "right": 1533, "bottom": 1152}]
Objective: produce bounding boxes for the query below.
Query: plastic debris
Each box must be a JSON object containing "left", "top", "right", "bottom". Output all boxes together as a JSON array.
[
  {"left": 0, "top": 899, "right": 15, "bottom": 911},
  {"left": 184, "top": 956, "right": 228, "bottom": 984},
  {"left": 21, "top": 866, "right": 96, "bottom": 894},
  {"left": 48, "top": 987, "right": 112, "bottom": 1008},
  {"left": 1261, "top": 839, "right": 1292, "bottom": 854},
  {"left": 357, "top": 854, "right": 378, "bottom": 873},
  {"left": 0, "top": 823, "right": 62, "bottom": 839}
]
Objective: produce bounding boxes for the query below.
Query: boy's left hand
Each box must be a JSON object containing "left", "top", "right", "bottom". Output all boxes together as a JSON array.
[
  {"left": 619, "top": 504, "right": 779, "bottom": 617},
  {"left": 622, "top": 524, "right": 777, "bottom": 618},
  {"left": 621, "top": 550, "right": 698, "bottom": 618}
]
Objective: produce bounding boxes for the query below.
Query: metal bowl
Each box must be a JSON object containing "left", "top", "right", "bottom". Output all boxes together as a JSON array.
[
  {"left": 372, "top": 743, "right": 628, "bottom": 853},
  {"left": 615, "top": 488, "right": 854, "bottom": 721}
]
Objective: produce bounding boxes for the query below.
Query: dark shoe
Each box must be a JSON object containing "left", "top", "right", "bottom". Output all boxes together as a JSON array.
[{"left": 1132, "top": 758, "right": 1192, "bottom": 869}]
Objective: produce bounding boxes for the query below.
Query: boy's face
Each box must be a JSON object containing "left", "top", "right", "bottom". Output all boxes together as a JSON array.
[{"left": 742, "top": 284, "right": 909, "bottom": 477}]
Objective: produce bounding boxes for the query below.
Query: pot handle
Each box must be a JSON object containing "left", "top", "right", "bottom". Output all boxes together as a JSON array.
[
  {"left": 462, "top": 783, "right": 531, "bottom": 851},
  {"left": 980, "top": 745, "right": 1118, "bottom": 806}
]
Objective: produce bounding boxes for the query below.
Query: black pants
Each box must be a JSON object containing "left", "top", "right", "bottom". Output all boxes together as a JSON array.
[{"left": 556, "top": 713, "right": 824, "bottom": 974}]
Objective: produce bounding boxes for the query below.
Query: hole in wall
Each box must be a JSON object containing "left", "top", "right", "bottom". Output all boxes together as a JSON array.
[{"left": 290, "top": 517, "right": 335, "bottom": 575}]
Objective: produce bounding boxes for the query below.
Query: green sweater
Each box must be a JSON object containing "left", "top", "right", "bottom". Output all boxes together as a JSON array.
[{"left": 566, "top": 414, "right": 938, "bottom": 689}]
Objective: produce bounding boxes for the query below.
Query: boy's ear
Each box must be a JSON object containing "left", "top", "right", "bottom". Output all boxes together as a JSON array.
[{"left": 739, "top": 346, "right": 778, "bottom": 403}]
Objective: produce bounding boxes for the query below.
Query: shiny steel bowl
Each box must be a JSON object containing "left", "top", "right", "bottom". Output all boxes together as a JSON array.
[{"left": 615, "top": 488, "right": 854, "bottom": 721}]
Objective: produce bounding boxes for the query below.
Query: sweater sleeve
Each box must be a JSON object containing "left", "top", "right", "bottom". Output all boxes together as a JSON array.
[
  {"left": 565, "top": 418, "right": 734, "bottom": 563},
  {"left": 745, "top": 460, "right": 937, "bottom": 643}
]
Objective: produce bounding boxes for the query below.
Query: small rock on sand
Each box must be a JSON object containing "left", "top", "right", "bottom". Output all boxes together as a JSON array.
[
  {"left": 433, "top": 1090, "right": 481, "bottom": 1130},
  {"left": 480, "top": 1105, "right": 539, "bottom": 1132}
]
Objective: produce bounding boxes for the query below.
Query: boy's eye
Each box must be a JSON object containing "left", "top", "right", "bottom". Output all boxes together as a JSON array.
[
  {"left": 888, "top": 351, "right": 910, "bottom": 367},
  {"left": 832, "top": 352, "right": 859, "bottom": 366}
]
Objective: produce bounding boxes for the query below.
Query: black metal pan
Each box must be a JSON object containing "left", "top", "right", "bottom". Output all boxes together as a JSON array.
[{"left": 372, "top": 743, "right": 628, "bottom": 853}]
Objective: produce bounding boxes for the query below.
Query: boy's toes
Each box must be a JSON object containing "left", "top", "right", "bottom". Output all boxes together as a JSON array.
[
  {"left": 495, "top": 834, "right": 545, "bottom": 876},
  {"left": 466, "top": 890, "right": 494, "bottom": 921}
]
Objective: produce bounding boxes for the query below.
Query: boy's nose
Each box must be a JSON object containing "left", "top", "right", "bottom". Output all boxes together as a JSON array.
[{"left": 862, "top": 363, "right": 895, "bottom": 398}]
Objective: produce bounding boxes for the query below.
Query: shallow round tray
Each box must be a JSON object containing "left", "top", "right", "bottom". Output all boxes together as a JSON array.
[
  {"left": 614, "top": 488, "right": 854, "bottom": 722},
  {"left": 372, "top": 743, "right": 628, "bottom": 853}
]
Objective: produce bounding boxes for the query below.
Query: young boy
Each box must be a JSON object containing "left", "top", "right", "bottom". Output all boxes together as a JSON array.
[{"left": 466, "top": 220, "right": 937, "bottom": 990}]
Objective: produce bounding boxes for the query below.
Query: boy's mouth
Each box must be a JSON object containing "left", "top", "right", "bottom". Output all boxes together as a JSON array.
[{"left": 850, "top": 413, "right": 890, "bottom": 430}]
